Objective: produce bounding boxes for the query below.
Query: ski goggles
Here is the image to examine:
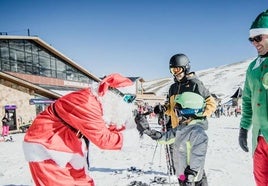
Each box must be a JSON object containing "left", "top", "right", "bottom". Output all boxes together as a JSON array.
[
  {"left": 170, "top": 67, "right": 184, "bottom": 75},
  {"left": 109, "top": 87, "right": 136, "bottom": 103},
  {"left": 248, "top": 35, "right": 263, "bottom": 43},
  {"left": 175, "top": 108, "right": 204, "bottom": 118}
]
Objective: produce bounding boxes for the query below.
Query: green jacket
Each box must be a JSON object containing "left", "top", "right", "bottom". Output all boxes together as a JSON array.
[{"left": 240, "top": 56, "right": 268, "bottom": 154}]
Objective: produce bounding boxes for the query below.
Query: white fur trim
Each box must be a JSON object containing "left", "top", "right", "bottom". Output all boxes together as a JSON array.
[
  {"left": 100, "top": 90, "right": 135, "bottom": 129},
  {"left": 250, "top": 28, "right": 268, "bottom": 37},
  {"left": 23, "top": 141, "right": 87, "bottom": 169},
  {"left": 121, "top": 128, "right": 140, "bottom": 151}
]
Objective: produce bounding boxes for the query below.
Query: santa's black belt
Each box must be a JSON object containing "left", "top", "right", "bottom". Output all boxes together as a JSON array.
[{"left": 52, "top": 103, "right": 84, "bottom": 139}]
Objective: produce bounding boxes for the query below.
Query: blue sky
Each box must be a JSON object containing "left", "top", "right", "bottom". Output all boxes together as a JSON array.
[{"left": 0, "top": 1, "right": 267, "bottom": 80}]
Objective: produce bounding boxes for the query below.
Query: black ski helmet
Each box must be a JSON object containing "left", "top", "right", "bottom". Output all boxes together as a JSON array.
[{"left": 169, "top": 53, "right": 191, "bottom": 73}]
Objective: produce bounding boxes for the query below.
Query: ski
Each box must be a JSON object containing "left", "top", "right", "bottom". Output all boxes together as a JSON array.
[
  {"left": 128, "top": 176, "right": 181, "bottom": 186},
  {"left": 0, "top": 135, "right": 14, "bottom": 142},
  {"left": 150, "top": 176, "right": 180, "bottom": 185},
  {"left": 128, "top": 180, "right": 149, "bottom": 186}
]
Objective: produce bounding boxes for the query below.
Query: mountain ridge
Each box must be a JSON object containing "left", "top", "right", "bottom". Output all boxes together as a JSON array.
[{"left": 142, "top": 57, "right": 256, "bottom": 102}]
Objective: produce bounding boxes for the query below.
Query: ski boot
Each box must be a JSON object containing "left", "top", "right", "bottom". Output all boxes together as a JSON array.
[
  {"left": 179, "top": 167, "right": 208, "bottom": 186},
  {"left": 178, "top": 166, "right": 197, "bottom": 186},
  {"left": 195, "top": 170, "right": 208, "bottom": 186}
]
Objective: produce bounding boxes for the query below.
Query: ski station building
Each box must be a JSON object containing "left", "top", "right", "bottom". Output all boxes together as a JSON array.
[{"left": 0, "top": 35, "right": 165, "bottom": 133}]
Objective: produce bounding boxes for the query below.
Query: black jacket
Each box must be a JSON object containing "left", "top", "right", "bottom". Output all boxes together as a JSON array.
[{"left": 165, "top": 72, "right": 216, "bottom": 128}]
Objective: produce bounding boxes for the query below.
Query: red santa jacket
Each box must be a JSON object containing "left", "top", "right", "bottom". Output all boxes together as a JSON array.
[{"left": 23, "top": 88, "right": 124, "bottom": 169}]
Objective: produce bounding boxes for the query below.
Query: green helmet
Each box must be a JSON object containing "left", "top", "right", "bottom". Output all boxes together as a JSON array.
[{"left": 174, "top": 92, "right": 205, "bottom": 117}]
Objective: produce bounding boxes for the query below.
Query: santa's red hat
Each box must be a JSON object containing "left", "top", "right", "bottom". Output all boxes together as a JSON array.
[{"left": 98, "top": 73, "right": 133, "bottom": 96}]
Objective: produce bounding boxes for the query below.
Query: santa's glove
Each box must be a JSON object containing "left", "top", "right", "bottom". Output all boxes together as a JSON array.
[
  {"left": 153, "top": 104, "right": 167, "bottom": 115},
  {"left": 239, "top": 128, "right": 249, "bottom": 152},
  {"left": 134, "top": 113, "right": 150, "bottom": 136},
  {"left": 144, "top": 129, "right": 162, "bottom": 140}
]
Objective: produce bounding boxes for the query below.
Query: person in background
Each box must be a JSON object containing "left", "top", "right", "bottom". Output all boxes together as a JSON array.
[
  {"left": 238, "top": 9, "right": 268, "bottom": 186},
  {"left": 154, "top": 53, "right": 216, "bottom": 185},
  {"left": 1, "top": 112, "right": 10, "bottom": 138},
  {"left": 23, "top": 73, "right": 140, "bottom": 186}
]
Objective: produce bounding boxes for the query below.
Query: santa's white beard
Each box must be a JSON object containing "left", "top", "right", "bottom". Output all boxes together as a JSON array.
[{"left": 100, "top": 91, "right": 135, "bottom": 129}]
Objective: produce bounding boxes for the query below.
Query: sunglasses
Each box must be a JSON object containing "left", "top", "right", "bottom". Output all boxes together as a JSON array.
[
  {"left": 170, "top": 67, "right": 184, "bottom": 75},
  {"left": 109, "top": 87, "right": 136, "bottom": 103},
  {"left": 248, "top": 35, "right": 263, "bottom": 43}
]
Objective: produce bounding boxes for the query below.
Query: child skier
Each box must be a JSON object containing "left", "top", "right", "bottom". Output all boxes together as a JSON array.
[
  {"left": 166, "top": 54, "right": 216, "bottom": 185},
  {"left": 136, "top": 53, "right": 216, "bottom": 185},
  {"left": 137, "top": 92, "right": 214, "bottom": 186},
  {"left": 173, "top": 92, "right": 210, "bottom": 186}
]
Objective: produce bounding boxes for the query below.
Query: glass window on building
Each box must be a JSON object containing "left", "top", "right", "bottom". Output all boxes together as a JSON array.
[
  {"left": 50, "top": 56, "right": 56, "bottom": 69},
  {"left": 25, "top": 41, "right": 32, "bottom": 53},
  {"left": 66, "top": 66, "right": 76, "bottom": 81},
  {"left": 50, "top": 56, "right": 56, "bottom": 78},
  {"left": 31, "top": 42, "right": 40, "bottom": 54},
  {"left": 51, "top": 69, "right": 56, "bottom": 77},
  {"left": 10, "top": 49, "right": 25, "bottom": 73},
  {"left": 39, "top": 56, "right": 51, "bottom": 77},
  {"left": 0, "top": 45, "right": 9, "bottom": 59},
  {"left": 0, "top": 45, "right": 10, "bottom": 71},
  {"left": 25, "top": 52, "right": 33, "bottom": 74},
  {"left": 56, "top": 60, "right": 66, "bottom": 79},
  {"left": 16, "top": 50, "right": 26, "bottom": 73},
  {"left": 0, "top": 38, "right": 96, "bottom": 85},
  {"left": 0, "top": 40, "right": 8, "bottom": 48},
  {"left": 9, "top": 49, "right": 18, "bottom": 72},
  {"left": 9, "top": 40, "right": 24, "bottom": 51},
  {"left": 32, "top": 65, "right": 40, "bottom": 75},
  {"left": 25, "top": 65, "right": 33, "bottom": 74},
  {"left": 32, "top": 53, "right": 39, "bottom": 66},
  {"left": 39, "top": 67, "right": 51, "bottom": 77},
  {"left": 78, "top": 73, "right": 90, "bottom": 83},
  {"left": 1, "top": 59, "right": 10, "bottom": 71},
  {"left": 25, "top": 52, "right": 33, "bottom": 64}
]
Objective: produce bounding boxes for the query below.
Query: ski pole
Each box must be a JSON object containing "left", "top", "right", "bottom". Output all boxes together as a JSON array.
[
  {"left": 165, "top": 144, "right": 177, "bottom": 186},
  {"left": 150, "top": 141, "right": 158, "bottom": 165},
  {"left": 165, "top": 144, "right": 173, "bottom": 186}
]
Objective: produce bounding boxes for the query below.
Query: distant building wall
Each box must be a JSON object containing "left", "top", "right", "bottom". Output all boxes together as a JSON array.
[
  {"left": 0, "top": 36, "right": 100, "bottom": 133},
  {"left": 136, "top": 94, "right": 166, "bottom": 106},
  {"left": 0, "top": 83, "right": 36, "bottom": 131},
  {"left": 7, "top": 72, "right": 90, "bottom": 89}
]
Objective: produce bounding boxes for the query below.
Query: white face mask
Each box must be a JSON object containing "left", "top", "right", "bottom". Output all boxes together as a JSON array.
[{"left": 100, "top": 90, "right": 135, "bottom": 129}]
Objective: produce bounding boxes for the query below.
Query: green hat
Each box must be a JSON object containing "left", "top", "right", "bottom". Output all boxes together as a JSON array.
[{"left": 250, "top": 9, "right": 268, "bottom": 37}]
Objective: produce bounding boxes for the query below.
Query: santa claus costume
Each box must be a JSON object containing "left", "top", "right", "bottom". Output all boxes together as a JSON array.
[{"left": 23, "top": 73, "right": 139, "bottom": 186}]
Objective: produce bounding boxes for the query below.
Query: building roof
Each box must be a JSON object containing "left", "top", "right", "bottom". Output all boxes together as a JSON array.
[
  {"left": 231, "top": 87, "right": 243, "bottom": 98},
  {"left": 0, "top": 71, "right": 61, "bottom": 99},
  {"left": 128, "top": 77, "right": 145, "bottom": 82},
  {"left": 0, "top": 35, "right": 101, "bottom": 83}
]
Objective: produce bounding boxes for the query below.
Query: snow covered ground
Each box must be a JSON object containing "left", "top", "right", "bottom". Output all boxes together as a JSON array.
[{"left": 0, "top": 115, "right": 254, "bottom": 186}]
